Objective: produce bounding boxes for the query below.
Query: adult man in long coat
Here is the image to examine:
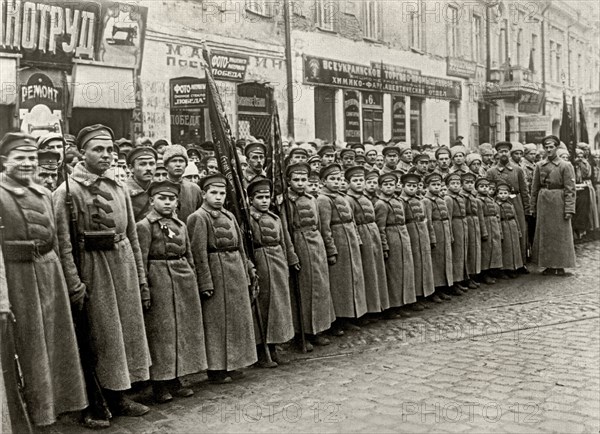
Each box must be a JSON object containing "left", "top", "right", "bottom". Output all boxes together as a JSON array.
[
  {"left": 531, "top": 135, "right": 577, "bottom": 276},
  {"left": 0, "top": 132, "right": 87, "bottom": 427},
  {"left": 163, "top": 145, "right": 202, "bottom": 222},
  {"left": 486, "top": 141, "right": 530, "bottom": 272},
  {"left": 125, "top": 147, "right": 158, "bottom": 222},
  {"left": 53, "top": 125, "right": 152, "bottom": 423}
]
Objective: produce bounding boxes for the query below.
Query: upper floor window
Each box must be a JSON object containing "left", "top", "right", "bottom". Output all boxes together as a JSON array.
[
  {"left": 447, "top": 5, "right": 459, "bottom": 57},
  {"left": 516, "top": 29, "right": 523, "bottom": 66},
  {"left": 530, "top": 33, "right": 538, "bottom": 72},
  {"left": 315, "top": 0, "right": 334, "bottom": 31},
  {"left": 472, "top": 14, "right": 482, "bottom": 62},
  {"left": 363, "top": 1, "right": 380, "bottom": 40},
  {"left": 408, "top": 10, "right": 422, "bottom": 49},
  {"left": 246, "top": 0, "right": 274, "bottom": 17},
  {"left": 498, "top": 19, "right": 508, "bottom": 65}
]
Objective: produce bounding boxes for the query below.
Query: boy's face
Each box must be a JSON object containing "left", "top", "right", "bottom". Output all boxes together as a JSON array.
[
  {"left": 153, "top": 168, "right": 168, "bottom": 182},
  {"left": 310, "top": 161, "right": 322, "bottom": 173},
  {"left": 365, "top": 178, "right": 378, "bottom": 194},
  {"left": 322, "top": 153, "right": 335, "bottom": 165},
  {"left": 452, "top": 153, "right": 465, "bottom": 166},
  {"left": 462, "top": 180, "right": 475, "bottom": 191},
  {"left": 323, "top": 173, "right": 341, "bottom": 191},
  {"left": 511, "top": 151, "right": 523, "bottom": 164},
  {"left": 306, "top": 180, "right": 320, "bottom": 195},
  {"left": 380, "top": 180, "right": 396, "bottom": 196},
  {"left": 251, "top": 191, "right": 271, "bottom": 212},
  {"left": 150, "top": 192, "right": 178, "bottom": 217},
  {"left": 290, "top": 154, "right": 308, "bottom": 164},
  {"left": 395, "top": 180, "right": 403, "bottom": 194},
  {"left": 341, "top": 154, "right": 355, "bottom": 168},
  {"left": 469, "top": 161, "right": 481, "bottom": 173},
  {"left": 338, "top": 178, "right": 349, "bottom": 193},
  {"left": 288, "top": 172, "right": 307, "bottom": 194},
  {"left": 448, "top": 179, "right": 462, "bottom": 193},
  {"left": 348, "top": 175, "right": 365, "bottom": 193},
  {"left": 403, "top": 181, "right": 418, "bottom": 196},
  {"left": 202, "top": 184, "right": 227, "bottom": 209},
  {"left": 488, "top": 185, "right": 496, "bottom": 196},
  {"left": 416, "top": 160, "right": 428, "bottom": 173},
  {"left": 440, "top": 184, "right": 448, "bottom": 197},
  {"left": 497, "top": 189, "right": 509, "bottom": 201},
  {"left": 427, "top": 160, "right": 437, "bottom": 172},
  {"left": 427, "top": 180, "right": 442, "bottom": 195},
  {"left": 476, "top": 184, "right": 489, "bottom": 195}
]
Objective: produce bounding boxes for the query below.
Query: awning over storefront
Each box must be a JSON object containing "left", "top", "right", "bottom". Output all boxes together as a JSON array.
[
  {"left": 71, "top": 63, "right": 136, "bottom": 109},
  {"left": 0, "top": 56, "right": 18, "bottom": 105}
]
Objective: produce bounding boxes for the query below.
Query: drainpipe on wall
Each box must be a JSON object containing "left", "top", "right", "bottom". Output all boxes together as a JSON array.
[{"left": 283, "top": 0, "right": 295, "bottom": 138}]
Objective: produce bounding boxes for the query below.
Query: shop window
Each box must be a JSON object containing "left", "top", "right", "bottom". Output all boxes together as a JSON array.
[
  {"left": 343, "top": 90, "right": 361, "bottom": 144},
  {"left": 315, "top": 0, "right": 335, "bottom": 31},
  {"left": 237, "top": 82, "right": 272, "bottom": 141},
  {"left": 449, "top": 102, "right": 459, "bottom": 144},
  {"left": 410, "top": 98, "right": 422, "bottom": 148},
  {"left": 169, "top": 77, "right": 206, "bottom": 146},
  {"left": 362, "top": 92, "right": 382, "bottom": 142},
  {"left": 363, "top": 1, "right": 380, "bottom": 40},
  {"left": 315, "top": 87, "right": 336, "bottom": 142},
  {"left": 391, "top": 96, "right": 406, "bottom": 141}
]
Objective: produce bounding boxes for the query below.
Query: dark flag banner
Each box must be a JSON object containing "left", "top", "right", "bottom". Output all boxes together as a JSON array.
[
  {"left": 270, "top": 101, "right": 286, "bottom": 213},
  {"left": 579, "top": 97, "right": 589, "bottom": 144},
  {"left": 559, "top": 90, "right": 575, "bottom": 161}
]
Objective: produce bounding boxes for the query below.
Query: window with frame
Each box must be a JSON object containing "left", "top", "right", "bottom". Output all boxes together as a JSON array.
[
  {"left": 408, "top": 9, "right": 422, "bottom": 50},
  {"left": 549, "top": 41, "right": 555, "bottom": 81},
  {"left": 498, "top": 19, "right": 508, "bottom": 65},
  {"left": 516, "top": 29, "right": 523, "bottom": 66},
  {"left": 363, "top": 0, "right": 380, "bottom": 40},
  {"left": 530, "top": 33, "right": 538, "bottom": 72},
  {"left": 472, "top": 14, "right": 482, "bottom": 62},
  {"left": 315, "top": 0, "right": 334, "bottom": 31},
  {"left": 447, "top": 6, "right": 459, "bottom": 57},
  {"left": 556, "top": 43, "right": 562, "bottom": 83},
  {"left": 246, "top": 0, "right": 274, "bottom": 17}
]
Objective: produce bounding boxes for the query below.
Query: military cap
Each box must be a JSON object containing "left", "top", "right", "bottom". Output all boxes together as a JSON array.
[
  {"left": 397, "top": 143, "right": 412, "bottom": 156},
  {"left": 347, "top": 143, "right": 365, "bottom": 151},
  {"left": 307, "top": 154, "right": 322, "bottom": 164},
  {"left": 475, "top": 177, "right": 490, "bottom": 188},
  {"left": 308, "top": 170, "right": 320, "bottom": 182},
  {"left": 378, "top": 172, "right": 398, "bottom": 185},
  {"left": 163, "top": 144, "right": 189, "bottom": 164},
  {"left": 344, "top": 165, "right": 366, "bottom": 180},
  {"left": 444, "top": 173, "right": 462, "bottom": 185},
  {"left": 413, "top": 153, "right": 430, "bottom": 164},
  {"left": 63, "top": 134, "right": 76, "bottom": 148},
  {"left": 401, "top": 172, "right": 420, "bottom": 184},
  {"left": 423, "top": 172, "right": 442, "bottom": 185},
  {"left": 466, "top": 153, "right": 482, "bottom": 166},
  {"left": 244, "top": 142, "right": 267, "bottom": 157},
  {"left": 156, "top": 158, "right": 165, "bottom": 169},
  {"left": 186, "top": 146, "right": 202, "bottom": 158},
  {"left": 140, "top": 137, "right": 153, "bottom": 146},
  {"left": 0, "top": 132, "right": 37, "bottom": 157},
  {"left": 374, "top": 140, "right": 387, "bottom": 147},
  {"left": 366, "top": 169, "right": 380, "bottom": 180},
  {"left": 510, "top": 142, "right": 525, "bottom": 154},
  {"left": 435, "top": 146, "right": 452, "bottom": 159},
  {"left": 152, "top": 139, "right": 169, "bottom": 150},
  {"left": 285, "top": 162, "right": 310, "bottom": 178},
  {"left": 524, "top": 143, "right": 538, "bottom": 155},
  {"left": 317, "top": 144, "right": 336, "bottom": 157},
  {"left": 37, "top": 133, "right": 65, "bottom": 151},
  {"left": 450, "top": 145, "right": 467, "bottom": 158},
  {"left": 542, "top": 135, "right": 560, "bottom": 147},
  {"left": 200, "top": 172, "right": 228, "bottom": 190},
  {"left": 200, "top": 141, "right": 215, "bottom": 152},
  {"left": 247, "top": 176, "right": 272, "bottom": 197},
  {"left": 126, "top": 146, "right": 158, "bottom": 166},
  {"left": 320, "top": 162, "right": 342, "bottom": 179},
  {"left": 461, "top": 172, "right": 477, "bottom": 182},
  {"left": 382, "top": 146, "right": 400, "bottom": 157},
  {"left": 494, "top": 141, "right": 512, "bottom": 151},
  {"left": 115, "top": 137, "right": 133, "bottom": 147},
  {"left": 339, "top": 148, "right": 356, "bottom": 159},
  {"left": 148, "top": 179, "right": 181, "bottom": 197},
  {"left": 77, "top": 124, "right": 114, "bottom": 151},
  {"left": 355, "top": 155, "right": 366, "bottom": 165},
  {"left": 495, "top": 180, "right": 511, "bottom": 191},
  {"left": 183, "top": 163, "right": 200, "bottom": 178},
  {"left": 288, "top": 147, "right": 309, "bottom": 159},
  {"left": 37, "top": 150, "right": 60, "bottom": 170}
]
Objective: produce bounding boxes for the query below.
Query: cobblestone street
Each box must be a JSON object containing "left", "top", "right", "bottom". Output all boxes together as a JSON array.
[{"left": 56, "top": 241, "right": 600, "bottom": 433}]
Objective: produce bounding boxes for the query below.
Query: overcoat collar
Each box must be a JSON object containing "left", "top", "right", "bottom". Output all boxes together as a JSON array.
[{"left": 71, "top": 161, "right": 120, "bottom": 187}]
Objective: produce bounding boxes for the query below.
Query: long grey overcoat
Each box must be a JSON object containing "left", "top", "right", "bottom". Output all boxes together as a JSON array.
[
  {"left": 423, "top": 191, "right": 453, "bottom": 287},
  {"left": 445, "top": 192, "right": 469, "bottom": 283}
]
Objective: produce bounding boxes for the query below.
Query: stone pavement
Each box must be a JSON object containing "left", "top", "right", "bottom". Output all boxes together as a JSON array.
[{"left": 54, "top": 241, "right": 600, "bottom": 433}]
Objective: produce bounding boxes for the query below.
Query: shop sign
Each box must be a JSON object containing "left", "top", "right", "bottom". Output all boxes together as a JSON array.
[
  {"left": 446, "top": 58, "right": 478, "bottom": 79},
  {"left": 170, "top": 77, "right": 206, "bottom": 109},
  {"left": 19, "top": 72, "right": 62, "bottom": 136},
  {"left": 344, "top": 90, "right": 361, "bottom": 143},
  {"left": 520, "top": 116, "right": 550, "bottom": 132},
  {"left": 304, "top": 56, "right": 462, "bottom": 101},
  {"left": 362, "top": 92, "right": 382, "bottom": 108},
  {"left": 519, "top": 88, "right": 546, "bottom": 114},
  {"left": 209, "top": 51, "right": 249, "bottom": 82},
  {"left": 237, "top": 83, "right": 270, "bottom": 114},
  {"left": 391, "top": 96, "right": 406, "bottom": 141},
  {"left": 170, "top": 113, "right": 202, "bottom": 127},
  {"left": 0, "top": 1, "right": 148, "bottom": 70}
]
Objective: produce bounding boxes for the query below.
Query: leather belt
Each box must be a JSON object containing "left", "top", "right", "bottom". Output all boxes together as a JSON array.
[
  {"left": 3, "top": 240, "right": 53, "bottom": 261},
  {"left": 148, "top": 254, "right": 185, "bottom": 261},
  {"left": 254, "top": 242, "right": 279, "bottom": 249},
  {"left": 294, "top": 225, "right": 318, "bottom": 233},
  {"left": 501, "top": 217, "right": 515, "bottom": 221},
  {"left": 388, "top": 222, "right": 405, "bottom": 227},
  {"left": 452, "top": 216, "right": 465, "bottom": 220},
  {"left": 208, "top": 246, "right": 239, "bottom": 253},
  {"left": 540, "top": 185, "right": 563, "bottom": 190}
]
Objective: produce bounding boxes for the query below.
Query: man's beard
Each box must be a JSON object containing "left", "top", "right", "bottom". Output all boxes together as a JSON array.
[{"left": 499, "top": 156, "right": 509, "bottom": 165}]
